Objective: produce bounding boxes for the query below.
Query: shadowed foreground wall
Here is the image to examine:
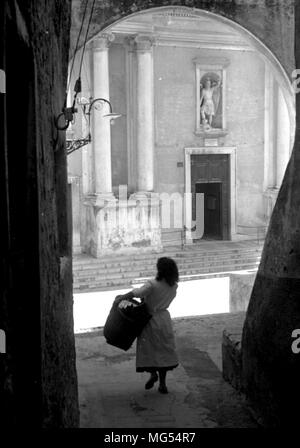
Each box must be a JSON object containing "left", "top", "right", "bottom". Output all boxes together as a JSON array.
[
  {"left": 0, "top": 1, "right": 79, "bottom": 427},
  {"left": 242, "top": 3, "right": 300, "bottom": 427}
]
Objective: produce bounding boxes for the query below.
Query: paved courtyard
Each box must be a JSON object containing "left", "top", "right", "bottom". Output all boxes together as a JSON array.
[{"left": 76, "top": 312, "right": 258, "bottom": 428}]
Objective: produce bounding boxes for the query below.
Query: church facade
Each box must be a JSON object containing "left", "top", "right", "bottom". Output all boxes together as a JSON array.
[{"left": 67, "top": 6, "right": 295, "bottom": 257}]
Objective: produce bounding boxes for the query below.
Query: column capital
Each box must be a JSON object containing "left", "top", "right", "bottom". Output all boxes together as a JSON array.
[
  {"left": 93, "top": 33, "right": 115, "bottom": 51},
  {"left": 123, "top": 35, "right": 136, "bottom": 50},
  {"left": 134, "top": 34, "right": 155, "bottom": 52}
]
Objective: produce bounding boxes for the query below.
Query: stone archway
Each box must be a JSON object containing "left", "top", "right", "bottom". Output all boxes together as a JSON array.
[
  {"left": 71, "top": 1, "right": 295, "bottom": 73},
  {"left": 71, "top": 1, "right": 295, "bottom": 158},
  {"left": 70, "top": 4, "right": 300, "bottom": 428},
  {"left": 3, "top": 0, "right": 299, "bottom": 429},
  {"left": 68, "top": 4, "right": 295, "bottom": 253}
]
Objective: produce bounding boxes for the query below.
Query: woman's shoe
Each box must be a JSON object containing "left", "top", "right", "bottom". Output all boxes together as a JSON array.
[
  {"left": 145, "top": 373, "right": 158, "bottom": 390},
  {"left": 158, "top": 384, "right": 168, "bottom": 394}
]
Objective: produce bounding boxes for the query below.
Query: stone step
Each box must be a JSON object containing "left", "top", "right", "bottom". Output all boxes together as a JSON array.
[
  {"left": 73, "top": 262, "right": 259, "bottom": 292},
  {"left": 73, "top": 248, "right": 262, "bottom": 269},
  {"left": 73, "top": 260, "right": 260, "bottom": 282},
  {"left": 73, "top": 242, "right": 262, "bottom": 265},
  {"left": 73, "top": 255, "right": 261, "bottom": 279},
  {"left": 72, "top": 240, "right": 263, "bottom": 292},
  {"left": 73, "top": 249, "right": 261, "bottom": 267}
]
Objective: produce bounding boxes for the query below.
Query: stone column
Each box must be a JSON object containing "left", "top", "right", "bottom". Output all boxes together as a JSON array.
[
  {"left": 83, "top": 34, "right": 116, "bottom": 258},
  {"left": 276, "top": 85, "right": 290, "bottom": 188},
  {"left": 124, "top": 36, "right": 137, "bottom": 192},
  {"left": 81, "top": 45, "right": 93, "bottom": 195},
  {"left": 92, "top": 33, "right": 114, "bottom": 197},
  {"left": 134, "top": 35, "right": 155, "bottom": 194}
]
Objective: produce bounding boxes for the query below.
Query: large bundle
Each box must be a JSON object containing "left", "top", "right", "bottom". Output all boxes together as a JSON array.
[{"left": 104, "top": 296, "right": 152, "bottom": 351}]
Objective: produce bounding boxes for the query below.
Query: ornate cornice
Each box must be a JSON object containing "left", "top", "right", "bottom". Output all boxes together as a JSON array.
[{"left": 111, "top": 21, "right": 253, "bottom": 52}]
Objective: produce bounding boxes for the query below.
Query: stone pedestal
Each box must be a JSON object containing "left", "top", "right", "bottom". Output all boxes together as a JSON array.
[{"left": 82, "top": 193, "right": 162, "bottom": 257}]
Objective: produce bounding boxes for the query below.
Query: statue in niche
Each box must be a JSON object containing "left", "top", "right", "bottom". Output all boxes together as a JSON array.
[{"left": 199, "top": 73, "right": 222, "bottom": 130}]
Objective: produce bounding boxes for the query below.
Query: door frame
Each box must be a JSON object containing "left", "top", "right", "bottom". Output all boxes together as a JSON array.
[{"left": 184, "top": 146, "right": 237, "bottom": 241}]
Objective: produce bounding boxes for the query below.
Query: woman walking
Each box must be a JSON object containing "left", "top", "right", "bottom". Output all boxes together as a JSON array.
[{"left": 119, "top": 257, "right": 179, "bottom": 394}]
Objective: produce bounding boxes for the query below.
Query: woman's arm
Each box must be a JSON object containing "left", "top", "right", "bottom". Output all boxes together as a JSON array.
[
  {"left": 120, "top": 291, "right": 134, "bottom": 301},
  {"left": 116, "top": 291, "right": 137, "bottom": 309}
]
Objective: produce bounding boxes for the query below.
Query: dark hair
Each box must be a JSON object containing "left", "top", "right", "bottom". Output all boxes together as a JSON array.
[{"left": 156, "top": 257, "right": 179, "bottom": 287}]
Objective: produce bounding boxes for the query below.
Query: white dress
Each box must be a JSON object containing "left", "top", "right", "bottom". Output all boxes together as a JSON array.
[{"left": 132, "top": 279, "right": 179, "bottom": 372}]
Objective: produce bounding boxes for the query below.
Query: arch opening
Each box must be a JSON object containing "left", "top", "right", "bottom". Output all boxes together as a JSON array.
[{"left": 68, "top": 5, "right": 295, "bottom": 261}]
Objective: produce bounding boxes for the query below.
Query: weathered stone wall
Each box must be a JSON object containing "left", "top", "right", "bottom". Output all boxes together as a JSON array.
[
  {"left": 153, "top": 45, "right": 266, "bottom": 226},
  {"left": 230, "top": 272, "right": 257, "bottom": 312},
  {"left": 241, "top": 2, "right": 300, "bottom": 427},
  {"left": 0, "top": 0, "right": 79, "bottom": 427},
  {"left": 71, "top": 0, "right": 294, "bottom": 78}
]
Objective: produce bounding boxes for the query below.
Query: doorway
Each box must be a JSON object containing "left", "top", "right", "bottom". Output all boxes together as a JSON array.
[
  {"left": 196, "top": 182, "right": 222, "bottom": 239},
  {"left": 190, "top": 152, "right": 230, "bottom": 240}
]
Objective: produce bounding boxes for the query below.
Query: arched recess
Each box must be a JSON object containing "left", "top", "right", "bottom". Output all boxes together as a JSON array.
[{"left": 68, "top": 5, "right": 295, "bottom": 251}]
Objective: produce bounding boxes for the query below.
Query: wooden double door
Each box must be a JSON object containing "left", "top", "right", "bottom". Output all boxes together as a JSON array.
[{"left": 191, "top": 154, "right": 230, "bottom": 240}]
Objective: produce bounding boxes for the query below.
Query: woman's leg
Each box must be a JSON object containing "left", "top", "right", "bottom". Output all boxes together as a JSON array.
[
  {"left": 145, "top": 370, "right": 158, "bottom": 390},
  {"left": 158, "top": 369, "right": 168, "bottom": 394}
]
